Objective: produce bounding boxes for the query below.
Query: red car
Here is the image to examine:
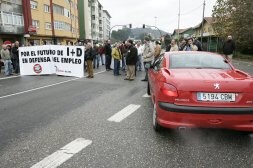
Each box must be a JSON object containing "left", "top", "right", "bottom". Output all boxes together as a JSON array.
[{"left": 147, "top": 51, "right": 253, "bottom": 132}]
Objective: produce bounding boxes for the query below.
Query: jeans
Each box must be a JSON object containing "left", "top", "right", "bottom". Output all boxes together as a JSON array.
[
  {"left": 122, "top": 54, "right": 126, "bottom": 70},
  {"left": 100, "top": 54, "right": 104, "bottom": 65},
  {"left": 136, "top": 55, "right": 142, "bottom": 71},
  {"left": 93, "top": 55, "right": 100, "bottom": 68},
  {"left": 113, "top": 59, "right": 120, "bottom": 75},
  {"left": 4, "top": 60, "right": 12, "bottom": 76},
  {"left": 106, "top": 55, "right": 112, "bottom": 70},
  {"left": 144, "top": 61, "right": 152, "bottom": 80}
]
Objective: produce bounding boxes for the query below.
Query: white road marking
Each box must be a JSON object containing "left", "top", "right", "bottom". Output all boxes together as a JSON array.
[
  {"left": 142, "top": 93, "right": 151, "bottom": 98},
  {"left": 0, "top": 70, "right": 106, "bottom": 99},
  {"left": 31, "top": 138, "right": 92, "bottom": 168},
  {"left": 0, "top": 75, "right": 20, "bottom": 80},
  {"left": 108, "top": 104, "right": 141, "bottom": 122}
]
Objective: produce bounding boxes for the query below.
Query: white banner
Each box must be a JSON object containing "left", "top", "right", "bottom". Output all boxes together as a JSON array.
[{"left": 19, "top": 45, "right": 84, "bottom": 78}]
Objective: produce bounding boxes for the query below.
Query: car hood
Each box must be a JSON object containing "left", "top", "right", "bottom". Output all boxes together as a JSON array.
[{"left": 166, "top": 69, "right": 253, "bottom": 92}]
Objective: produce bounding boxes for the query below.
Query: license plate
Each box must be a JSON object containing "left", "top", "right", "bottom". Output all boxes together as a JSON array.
[{"left": 197, "top": 92, "right": 236, "bottom": 102}]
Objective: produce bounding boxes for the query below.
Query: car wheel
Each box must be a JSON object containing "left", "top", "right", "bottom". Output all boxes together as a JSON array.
[
  {"left": 147, "top": 81, "right": 151, "bottom": 95},
  {"left": 153, "top": 103, "right": 162, "bottom": 132}
]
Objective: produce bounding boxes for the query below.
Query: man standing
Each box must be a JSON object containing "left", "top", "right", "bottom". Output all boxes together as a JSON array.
[
  {"left": 85, "top": 43, "right": 94, "bottom": 78},
  {"left": 124, "top": 40, "right": 138, "bottom": 81},
  {"left": 136, "top": 41, "right": 143, "bottom": 71},
  {"left": 142, "top": 36, "right": 154, "bottom": 81},
  {"left": 12, "top": 41, "right": 20, "bottom": 73},
  {"left": 112, "top": 43, "right": 122, "bottom": 76},
  {"left": 104, "top": 40, "right": 112, "bottom": 71},
  {"left": 222, "top": 35, "right": 236, "bottom": 63},
  {"left": 1, "top": 44, "right": 12, "bottom": 76}
]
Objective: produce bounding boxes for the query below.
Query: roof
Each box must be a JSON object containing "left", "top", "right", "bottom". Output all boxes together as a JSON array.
[
  {"left": 172, "top": 28, "right": 192, "bottom": 36},
  {"left": 204, "top": 17, "right": 215, "bottom": 24},
  {"left": 193, "top": 17, "right": 215, "bottom": 29},
  {"left": 103, "top": 10, "right": 111, "bottom": 18}
]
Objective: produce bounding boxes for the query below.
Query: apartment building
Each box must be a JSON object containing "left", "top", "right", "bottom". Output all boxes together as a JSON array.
[
  {"left": 78, "top": 0, "right": 91, "bottom": 41},
  {"left": 78, "top": 0, "right": 111, "bottom": 43},
  {"left": 29, "top": 0, "right": 79, "bottom": 45},
  {"left": 0, "top": 0, "right": 25, "bottom": 44},
  {"left": 103, "top": 10, "right": 111, "bottom": 41}
]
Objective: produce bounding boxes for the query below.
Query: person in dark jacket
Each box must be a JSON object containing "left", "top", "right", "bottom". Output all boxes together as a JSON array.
[
  {"left": 104, "top": 40, "right": 112, "bottom": 71},
  {"left": 193, "top": 37, "right": 202, "bottom": 51},
  {"left": 222, "top": 35, "right": 236, "bottom": 63},
  {"left": 11, "top": 41, "right": 20, "bottom": 73},
  {"left": 124, "top": 40, "right": 138, "bottom": 81},
  {"left": 85, "top": 43, "right": 94, "bottom": 78}
]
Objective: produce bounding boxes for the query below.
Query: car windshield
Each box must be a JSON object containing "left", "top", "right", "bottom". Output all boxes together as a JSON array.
[{"left": 169, "top": 53, "right": 232, "bottom": 69}]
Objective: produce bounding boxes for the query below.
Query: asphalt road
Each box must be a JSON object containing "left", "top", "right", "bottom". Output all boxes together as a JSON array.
[{"left": 0, "top": 59, "right": 253, "bottom": 168}]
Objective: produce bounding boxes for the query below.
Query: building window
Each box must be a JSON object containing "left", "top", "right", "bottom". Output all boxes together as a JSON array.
[
  {"left": 1, "top": 12, "right": 24, "bottom": 26},
  {"left": 64, "top": 9, "right": 70, "bottom": 18},
  {"left": 92, "top": 15, "right": 95, "bottom": 20},
  {"left": 45, "top": 22, "right": 52, "bottom": 30},
  {"left": 30, "top": 1, "right": 38, "bottom": 9},
  {"left": 32, "top": 20, "right": 40, "bottom": 28},
  {"left": 3, "top": 13, "right": 13, "bottom": 25},
  {"left": 53, "top": 4, "right": 64, "bottom": 15},
  {"left": 44, "top": 5, "right": 50, "bottom": 13}
]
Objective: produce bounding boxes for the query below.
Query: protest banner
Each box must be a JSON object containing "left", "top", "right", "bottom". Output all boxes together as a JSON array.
[{"left": 19, "top": 45, "right": 84, "bottom": 78}]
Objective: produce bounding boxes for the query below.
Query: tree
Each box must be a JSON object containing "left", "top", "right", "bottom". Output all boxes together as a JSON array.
[
  {"left": 212, "top": 0, "right": 253, "bottom": 54},
  {"left": 111, "top": 28, "right": 132, "bottom": 42},
  {"left": 137, "top": 33, "right": 146, "bottom": 41}
]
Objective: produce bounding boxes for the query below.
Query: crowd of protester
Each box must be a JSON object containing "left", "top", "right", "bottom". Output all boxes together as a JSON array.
[{"left": 1, "top": 35, "right": 236, "bottom": 79}]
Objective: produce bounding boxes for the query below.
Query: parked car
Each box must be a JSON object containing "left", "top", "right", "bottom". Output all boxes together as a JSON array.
[{"left": 147, "top": 51, "right": 253, "bottom": 132}]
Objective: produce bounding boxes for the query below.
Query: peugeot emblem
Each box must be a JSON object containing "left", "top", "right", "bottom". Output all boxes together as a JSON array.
[{"left": 214, "top": 83, "right": 220, "bottom": 89}]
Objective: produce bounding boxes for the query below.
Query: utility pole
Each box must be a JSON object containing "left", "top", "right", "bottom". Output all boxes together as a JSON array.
[
  {"left": 200, "top": 0, "right": 206, "bottom": 46},
  {"left": 50, "top": 0, "right": 56, "bottom": 44},
  {"left": 177, "top": 0, "right": 181, "bottom": 42}
]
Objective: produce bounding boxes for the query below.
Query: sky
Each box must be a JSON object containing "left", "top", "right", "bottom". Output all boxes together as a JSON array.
[{"left": 99, "top": 0, "right": 217, "bottom": 33}]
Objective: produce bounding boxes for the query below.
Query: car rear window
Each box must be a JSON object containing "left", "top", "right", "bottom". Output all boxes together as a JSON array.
[{"left": 169, "top": 53, "right": 232, "bottom": 69}]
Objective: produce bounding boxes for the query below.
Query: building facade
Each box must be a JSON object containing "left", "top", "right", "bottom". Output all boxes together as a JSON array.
[
  {"left": 28, "top": 0, "right": 79, "bottom": 45},
  {"left": 103, "top": 10, "right": 111, "bottom": 41},
  {"left": 0, "top": 0, "right": 26, "bottom": 45},
  {"left": 78, "top": 0, "right": 111, "bottom": 43},
  {"left": 78, "top": 0, "right": 92, "bottom": 41},
  {"left": 90, "top": 0, "right": 100, "bottom": 42}
]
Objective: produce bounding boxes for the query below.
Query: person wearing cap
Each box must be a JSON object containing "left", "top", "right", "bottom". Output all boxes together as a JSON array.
[
  {"left": 1, "top": 44, "right": 12, "bottom": 76},
  {"left": 142, "top": 36, "right": 155, "bottom": 81},
  {"left": 183, "top": 38, "right": 198, "bottom": 51}
]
